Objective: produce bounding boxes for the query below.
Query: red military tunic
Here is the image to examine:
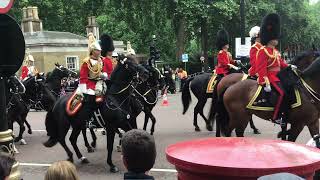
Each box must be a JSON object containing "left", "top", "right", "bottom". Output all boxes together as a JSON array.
[
  {"left": 248, "top": 42, "right": 262, "bottom": 76},
  {"left": 256, "top": 46, "right": 288, "bottom": 120},
  {"left": 79, "top": 57, "right": 107, "bottom": 95},
  {"left": 20, "top": 66, "right": 29, "bottom": 80},
  {"left": 102, "top": 56, "right": 113, "bottom": 77},
  {"left": 256, "top": 46, "right": 288, "bottom": 85},
  {"left": 215, "top": 50, "right": 234, "bottom": 76}
]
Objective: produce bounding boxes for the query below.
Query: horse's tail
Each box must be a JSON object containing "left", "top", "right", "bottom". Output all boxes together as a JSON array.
[
  {"left": 215, "top": 88, "right": 230, "bottom": 137},
  {"left": 43, "top": 109, "right": 58, "bottom": 147},
  {"left": 182, "top": 77, "right": 194, "bottom": 114}
]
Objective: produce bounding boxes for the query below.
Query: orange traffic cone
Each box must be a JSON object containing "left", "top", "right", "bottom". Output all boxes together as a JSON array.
[{"left": 161, "top": 89, "right": 169, "bottom": 106}]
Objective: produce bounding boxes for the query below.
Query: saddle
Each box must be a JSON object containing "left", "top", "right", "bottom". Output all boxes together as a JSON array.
[
  {"left": 206, "top": 73, "right": 249, "bottom": 93},
  {"left": 206, "top": 73, "right": 218, "bottom": 93},
  {"left": 246, "top": 85, "right": 301, "bottom": 111},
  {"left": 66, "top": 92, "right": 83, "bottom": 116},
  {"left": 247, "top": 67, "right": 302, "bottom": 111}
]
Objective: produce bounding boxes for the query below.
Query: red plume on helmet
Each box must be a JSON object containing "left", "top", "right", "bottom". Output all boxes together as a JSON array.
[
  {"left": 216, "top": 29, "right": 230, "bottom": 50},
  {"left": 260, "top": 13, "right": 281, "bottom": 45},
  {"left": 100, "top": 34, "right": 115, "bottom": 57}
]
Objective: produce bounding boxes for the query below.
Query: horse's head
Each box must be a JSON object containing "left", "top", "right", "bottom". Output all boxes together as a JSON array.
[
  {"left": 142, "top": 63, "right": 161, "bottom": 87},
  {"left": 112, "top": 55, "right": 149, "bottom": 83},
  {"left": 290, "top": 49, "right": 320, "bottom": 71},
  {"left": 302, "top": 57, "right": 320, "bottom": 80},
  {"left": 7, "top": 75, "right": 25, "bottom": 94},
  {"left": 52, "top": 63, "right": 77, "bottom": 80}
]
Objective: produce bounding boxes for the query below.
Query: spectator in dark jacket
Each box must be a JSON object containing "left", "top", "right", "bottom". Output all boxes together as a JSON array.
[
  {"left": 0, "top": 154, "right": 15, "bottom": 180},
  {"left": 122, "top": 129, "right": 156, "bottom": 180}
]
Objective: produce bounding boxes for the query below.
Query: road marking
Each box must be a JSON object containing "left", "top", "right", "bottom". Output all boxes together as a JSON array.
[
  {"left": 19, "top": 162, "right": 177, "bottom": 173},
  {"left": 20, "top": 163, "right": 51, "bottom": 167},
  {"left": 32, "top": 129, "right": 105, "bottom": 132},
  {"left": 150, "top": 168, "right": 177, "bottom": 173}
]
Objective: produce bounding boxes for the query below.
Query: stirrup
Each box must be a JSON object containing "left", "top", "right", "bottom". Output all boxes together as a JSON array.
[
  {"left": 86, "top": 121, "right": 96, "bottom": 129},
  {"left": 274, "top": 118, "right": 286, "bottom": 126}
]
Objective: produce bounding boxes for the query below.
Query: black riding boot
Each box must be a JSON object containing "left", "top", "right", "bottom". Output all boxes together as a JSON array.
[{"left": 78, "top": 94, "right": 97, "bottom": 128}]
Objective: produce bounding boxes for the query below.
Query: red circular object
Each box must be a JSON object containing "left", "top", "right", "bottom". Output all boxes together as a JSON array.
[
  {"left": 166, "top": 138, "right": 320, "bottom": 180},
  {"left": 0, "top": 0, "right": 14, "bottom": 14}
]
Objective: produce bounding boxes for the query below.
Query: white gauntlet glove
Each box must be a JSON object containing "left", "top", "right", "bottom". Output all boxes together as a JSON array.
[
  {"left": 264, "top": 84, "right": 272, "bottom": 92},
  {"left": 76, "top": 84, "right": 87, "bottom": 97},
  {"left": 100, "top": 72, "right": 108, "bottom": 80},
  {"left": 290, "top": 65, "right": 297, "bottom": 71},
  {"left": 228, "top": 64, "right": 240, "bottom": 71},
  {"left": 75, "top": 87, "right": 84, "bottom": 97}
]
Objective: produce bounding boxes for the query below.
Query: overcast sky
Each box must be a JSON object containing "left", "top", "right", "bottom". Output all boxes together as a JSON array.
[{"left": 310, "top": 0, "right": 319, "bottom": 4}]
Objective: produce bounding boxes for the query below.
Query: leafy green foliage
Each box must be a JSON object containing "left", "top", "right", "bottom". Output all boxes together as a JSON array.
[{"left": 9, "top": 0, "right": 320, "bottom": 64}]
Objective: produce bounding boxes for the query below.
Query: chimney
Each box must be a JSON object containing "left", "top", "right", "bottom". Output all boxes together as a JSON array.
[
  {"left": 86, "top": 16, "right": 100, "bottom": 40},
  {"left": 21, "top": 6, "right": 43, "bottom": 33}
]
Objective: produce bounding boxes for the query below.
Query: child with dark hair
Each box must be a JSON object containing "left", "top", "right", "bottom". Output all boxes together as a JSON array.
[
  {"left": 122, "top": 129, "right": 156, "bottom": 180},
  {"left": 0, "top": 154, "right": 15, "bottom": 180}
]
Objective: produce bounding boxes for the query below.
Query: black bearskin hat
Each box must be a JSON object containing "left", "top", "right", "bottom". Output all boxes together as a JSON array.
[
  {"left": 216, "top": 29, "right": 230, "bottom": 50},
  {"left": 100, "top": 33, "right": 115, "bottom": 57},
  {"left": 260, "top": 13, "right": 281, "bottom": 45}
]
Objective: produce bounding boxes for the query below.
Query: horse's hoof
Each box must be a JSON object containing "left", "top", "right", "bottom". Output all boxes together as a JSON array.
[
  {"left": 195, "top": 127, "right": 201, "bottom": 132},
  {"left": 253, "top": 129, "right": 261, "bottom": 134},
  {"left": 91, "top": 142, "right": 96, "bottom": 148},
  {"left": 87, "top": 147, "right": 94, "bottom": 153},
  {"left": 20, "top": 139, "right": 27, "bottom": 145},
  {"left": 14, "top": 138, "right": 21, "bottom": 143},
  {"left": 110, "top": 166, "right": 119, "bottom": 173},
  {"left": 80, "top": 157, "right": 90, "bottom": 164},
  {"left": 116, "top": 145, "right": 121, "bottom": 152},
  {"left": 43, "top": 138, "right": 58, "bottom": 148},
  {"left": 206, "top": 125, "right": 213, "bottom": 132},
  {"left": 101, "top": 131, "right": 106, "bottom": 135},
  {"left": 150, "top": 132, "right": 154, "bottom": 136},
  {"left": 28, "top": 129, "right": 32, "bottom": 134},
  {"left": 13, "top": 145, "right": 19, "bottom": 154}
]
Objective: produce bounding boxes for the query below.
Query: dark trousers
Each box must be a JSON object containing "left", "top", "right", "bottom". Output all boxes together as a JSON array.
[
  {"left": 77, "top": 94, "right": 98, "bottom": 123},
  {"left": 180, "top": 78, "right": 187, "bottom": 91}
]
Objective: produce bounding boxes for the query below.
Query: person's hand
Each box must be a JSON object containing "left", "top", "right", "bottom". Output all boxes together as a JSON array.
[
  {"left": 75, "top": 87, "right": 84, "bottom": 97},
  {"left": 264, "top": 85, "right": 271, "bottom": 92},
  {"left": 290, "top": 64, "right": 297, "bottom": 71},
  {"left": 100, "top": 72, "right": 108, "bottom": 80},
  {"left": 234, "top": 66, "right": 240, "bottom": 71}
]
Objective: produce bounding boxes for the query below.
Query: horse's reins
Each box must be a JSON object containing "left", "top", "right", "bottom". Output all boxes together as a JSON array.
[
  {"left": 133, "top": 86, "right": 158, "bottom": 105},
  {"left": 293, "top": 70, "right": 320, "bottom": 104}
]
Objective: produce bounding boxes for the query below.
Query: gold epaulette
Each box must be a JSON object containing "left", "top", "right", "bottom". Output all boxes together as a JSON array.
[
  {"left": 262, "top": 47, "right": 275, "bottom": 59},
  {"left": 256, "top": 46, "right": 265, "bottom": 60},
  {"left": 82, "top": 57, "right": 90, "bottom": 64}
]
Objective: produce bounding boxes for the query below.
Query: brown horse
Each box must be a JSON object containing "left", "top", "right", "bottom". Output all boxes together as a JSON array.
[
  {"left": 210, "top": 50, "right": 320, "bottom": 137},
  {"left": 215, "top": 57, "right": 320, "bottom": 142}
]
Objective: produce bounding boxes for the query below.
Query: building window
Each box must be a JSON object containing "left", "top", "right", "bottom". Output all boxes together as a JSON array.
[{"left": 65, "top": 56, "right": 79, "bottom": 71}]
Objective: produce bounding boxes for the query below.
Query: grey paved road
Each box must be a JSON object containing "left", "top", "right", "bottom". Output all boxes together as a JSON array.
[{"left": 14, "top": 93, "right": 313, "bottom": 180}]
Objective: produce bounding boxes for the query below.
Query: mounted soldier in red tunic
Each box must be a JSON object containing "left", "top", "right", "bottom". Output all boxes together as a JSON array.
[
  {"left": 249, "top": 26, "right": 262, "bottom": 78},
  {"left": 215, "top": 29, "right": 239, "bottom": 78},
  {"left": 66, "top": 33, "right": 110, "bottom": 117},
  {"left": 100, "top": 34, "right": 115, "bottom": 78},
  {"left": 255, "top": 13, "right": 290, "bottom": 124}
]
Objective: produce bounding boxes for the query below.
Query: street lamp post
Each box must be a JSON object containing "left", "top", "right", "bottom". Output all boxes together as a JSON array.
[
  {"left": 0, "top": 9, "right": 25, "bottom": 179},
  {"left": 240, "top": 0, "right": 245, "bottom": 45}
]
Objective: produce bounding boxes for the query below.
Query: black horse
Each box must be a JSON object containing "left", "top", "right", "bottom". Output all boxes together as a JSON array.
[
  {"left": 134, "top": 63, "right": 162, "bottom": 135},
  {"left": 43, "top": 56, "right": 149, "bottom": 172},
  {"left": 46, "top": 63, "right": 77, "bottom": 98},
  {"left": 6, "top": 75, "right": 31, "bottom": 143}
]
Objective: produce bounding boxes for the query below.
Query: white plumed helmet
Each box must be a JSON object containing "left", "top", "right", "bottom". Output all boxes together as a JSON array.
[{"left": 249, "top": 26, "right": 260, "bottom": 38}]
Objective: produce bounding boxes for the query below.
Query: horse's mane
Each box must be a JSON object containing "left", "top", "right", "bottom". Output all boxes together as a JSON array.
[
  {"left": 291, "top": 50, "right": 313, "bottom": 65},
  {"left": 302, "top": 57, "right": 320, "bottom": 77},
  {"left": 110, "top": 56, "right": 137, "bottom": 81}
]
